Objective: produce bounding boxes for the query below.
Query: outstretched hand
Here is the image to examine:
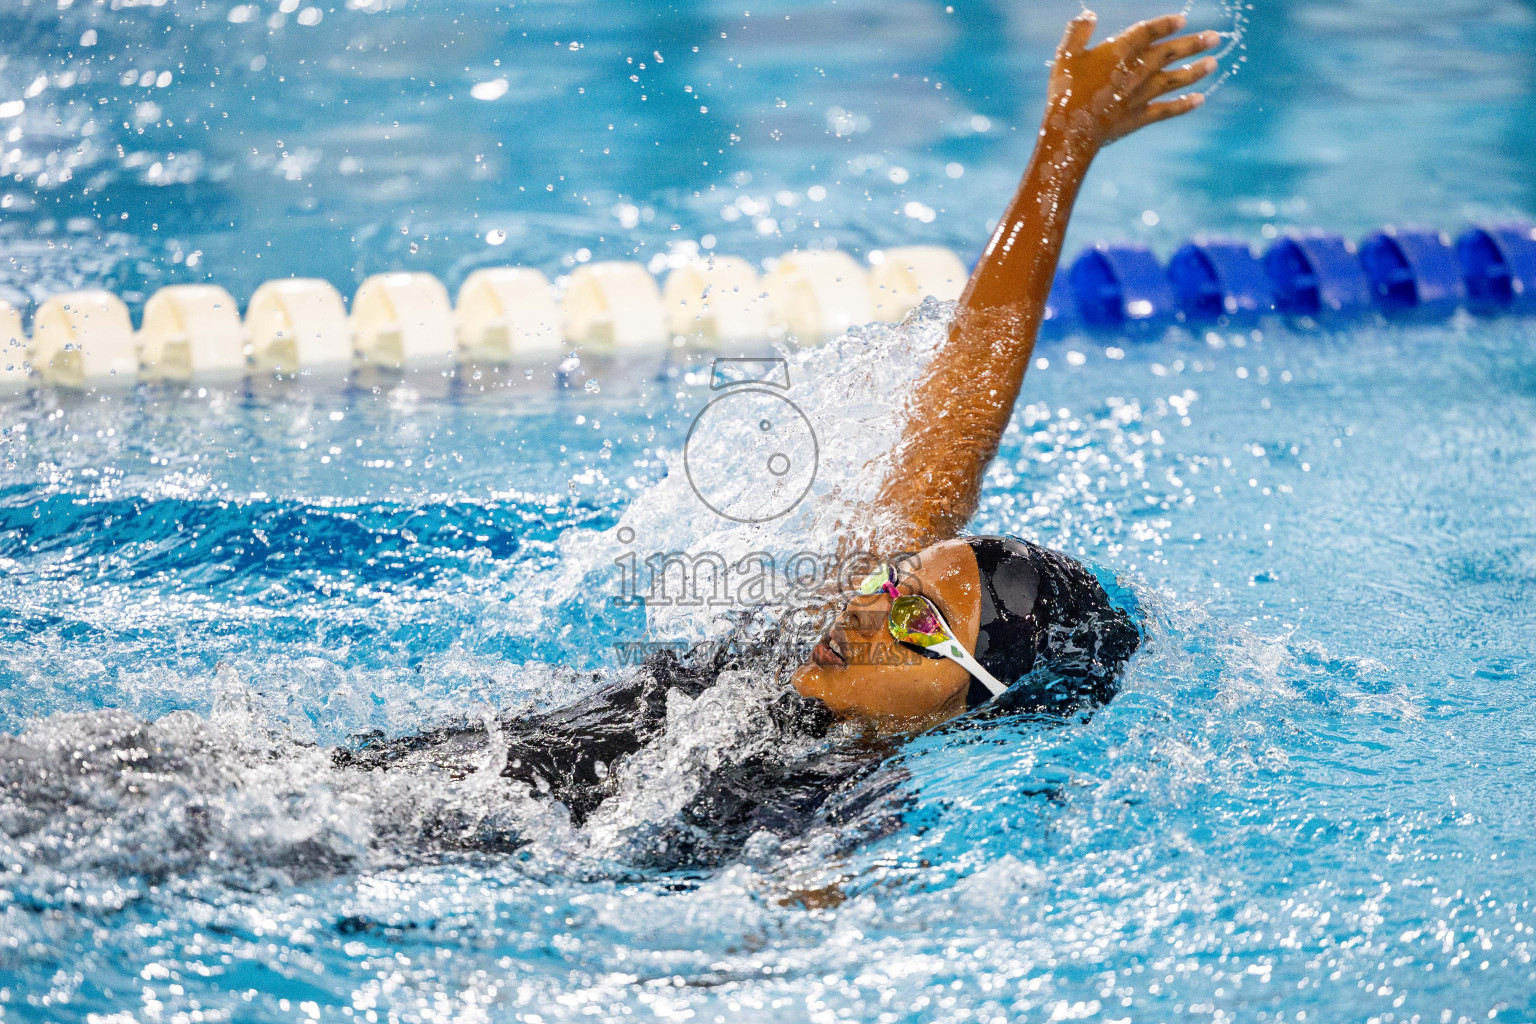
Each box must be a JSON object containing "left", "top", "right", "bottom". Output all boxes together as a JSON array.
[
  {"left": 870, "top": 11, "right": 1219, "bottom": 554},
  {"left": 1047, "top": 11, "right": 1219, "bottom": 153}
]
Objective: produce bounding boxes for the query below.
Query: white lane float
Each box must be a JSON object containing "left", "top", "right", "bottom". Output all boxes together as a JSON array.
[
  {"left": 561, "top": 261, "right": 669, "bottom": 349},
  {"left": 662, "top": 255, "right": 767, "bottom": 345},
  {"left": 869, "top": 245, "right": 968, "bottom": 321},
  {"left": 30, "top": 291, "right": 138, "bottom": 387},
  {"left": 0, "top": 301, "right": 29, "bottom": 385},
  {"left": 351, "top": 272, "right": 456, "bottom": 368},
  {"left": 246, "top": 278, "right": 354, "bottom": 374},
  {"left": 456, "top": 267, "right": 563, "bottom": 361},
  {"left": 761, "top": 249, "right": 873, "bottom": 343},
  {"left": 138, "top": 284, "right": 247, "bottom": 380}
]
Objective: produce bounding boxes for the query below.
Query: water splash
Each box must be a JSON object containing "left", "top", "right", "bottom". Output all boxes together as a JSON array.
[
  {"left": 0, "top": 667, "right": 577, "bottom": 899},
  {"left": 529, "top": 301, "right": 955, "bottom": 653},
  {"left": 1179, "top": 0, "right": 1249, "bottom": 96}
]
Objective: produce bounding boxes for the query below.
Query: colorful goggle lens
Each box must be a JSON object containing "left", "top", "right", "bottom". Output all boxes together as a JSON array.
[
  {"left": 888, "top": 594, "right": 951, "bottom": 648},
  {"left": 856, "top": 563, "right": 897, "bottom": 596}
]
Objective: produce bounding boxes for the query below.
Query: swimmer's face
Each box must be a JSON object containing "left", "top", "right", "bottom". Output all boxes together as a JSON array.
[{"left": 792, "top": 539, "right": 983, "bottom": 733}]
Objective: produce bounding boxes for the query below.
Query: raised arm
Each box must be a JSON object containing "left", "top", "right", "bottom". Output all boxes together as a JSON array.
[{"left": 874, "top": 12, "right": 1219, "bottom": 552}]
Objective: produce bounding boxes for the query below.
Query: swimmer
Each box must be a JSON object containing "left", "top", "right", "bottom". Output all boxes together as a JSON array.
[
  {"left": 792, "top": 9, "right": 1219, "bottom": 726},
  {"left": 792, "top": 9, "right": 1220, "bottom": 730},
  {"left": 341, "top": 11, "right": 1219, "bottom": 862}
]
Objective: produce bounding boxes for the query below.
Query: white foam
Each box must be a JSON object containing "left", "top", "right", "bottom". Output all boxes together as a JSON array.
[{"left": 0, "top": 668, "right": 569, "bottom": 890}]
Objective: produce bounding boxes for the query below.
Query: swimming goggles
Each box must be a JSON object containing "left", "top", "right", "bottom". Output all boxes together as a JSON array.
[{"left": 855, "top": 563, "right": 1008, "bottom": 701}]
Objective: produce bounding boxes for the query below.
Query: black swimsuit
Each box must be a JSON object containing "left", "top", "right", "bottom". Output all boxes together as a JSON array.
[{"left": 333, "top": 636, "right": 892, "bottom": 867}]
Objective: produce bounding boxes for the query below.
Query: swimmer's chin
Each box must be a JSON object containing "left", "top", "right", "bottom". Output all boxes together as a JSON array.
[{"left": 789, "top": 659, "right": 833, "bottom": 706}]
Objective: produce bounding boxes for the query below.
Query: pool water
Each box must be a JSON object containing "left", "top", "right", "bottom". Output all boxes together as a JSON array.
[{"left": 3, "top": 1, "right": 1536, "bottom": 1022}]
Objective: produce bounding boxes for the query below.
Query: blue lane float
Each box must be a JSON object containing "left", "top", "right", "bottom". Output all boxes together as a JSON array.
[
  {"left": 1167, "top": 238, "right": 1274, "bottom": 323},
  {"left": 1456, "top": 222, "right": 1536, "bottom": 315},
  {"left": 1042, "top": 269, "right": 1081, "bottom": 335},
  {"left": 1261, "top": 231, "right": 1373, "bottom": 319},
  {"left": 1358, "top": 226, "right": 1466, "bottom": 319},
  {"left": 1069, "top": 244, "right": 1176, "bottom": 330},
  {"left": 1052, "top": 220, "right": 1535, "bottom": 338}
]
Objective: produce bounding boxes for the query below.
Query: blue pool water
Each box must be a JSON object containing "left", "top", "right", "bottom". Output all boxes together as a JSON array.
[{"left": 3, "top": 1, "right": 1536, "bottom": 1022}]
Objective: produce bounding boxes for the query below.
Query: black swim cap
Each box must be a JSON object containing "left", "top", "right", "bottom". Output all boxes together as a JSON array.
[{"left": 962, "top": 536, "right": 1140, "bottom": 712}]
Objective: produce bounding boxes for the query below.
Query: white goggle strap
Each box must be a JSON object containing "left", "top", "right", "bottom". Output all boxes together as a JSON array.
[
  {"left": 936, "top": 640, "right": 1008, "bottom": 700},
  {"left": 921, "top": 602, "right": 1009, "bottom": 701}
]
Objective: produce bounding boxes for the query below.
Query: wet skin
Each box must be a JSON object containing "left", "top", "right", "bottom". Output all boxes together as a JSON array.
[{"left": 793, "top": 12, "right": 1218, "bottom": 733}]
